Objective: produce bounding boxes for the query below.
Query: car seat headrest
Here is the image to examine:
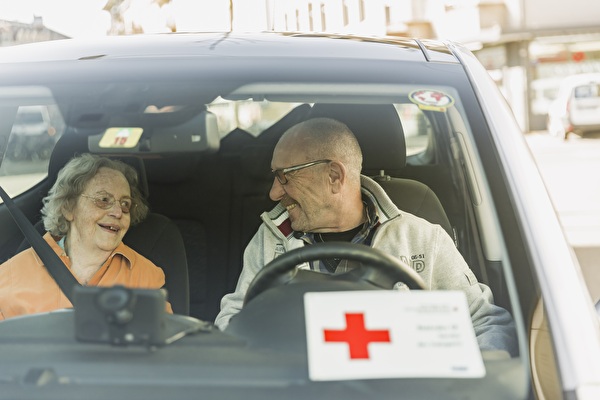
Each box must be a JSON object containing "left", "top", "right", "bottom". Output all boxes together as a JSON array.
[
  {"left": 47, "top": 132, "right": 149, "bottom": 198},
  {"left": 308, "top": 103, "right": 406, "bottom": 173},
  {"left": 47, "top": 132, "right": 89, "bottom": 188},
  {"left": 239, "top": 103, "right": 312, "bottom": 180}
]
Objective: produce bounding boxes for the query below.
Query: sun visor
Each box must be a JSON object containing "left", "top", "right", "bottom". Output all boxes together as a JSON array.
[{"left": 88, "top": 111, "right": 220, "bottom": 155}]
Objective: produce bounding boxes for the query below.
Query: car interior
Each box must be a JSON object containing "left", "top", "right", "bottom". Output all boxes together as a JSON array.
[
  {"left": 0, "top": 97, "right": 515, "bottom": 325},
  {"left": 0, "top": 78, "right": 555, "bottom": 397}
]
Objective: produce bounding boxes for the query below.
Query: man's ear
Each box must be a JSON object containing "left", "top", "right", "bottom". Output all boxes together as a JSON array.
[{"left": 328, "top": 161, "right": 346, "bottom": 194}]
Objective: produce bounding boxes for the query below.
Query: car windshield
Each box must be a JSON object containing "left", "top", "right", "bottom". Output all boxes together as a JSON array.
[{"left": 0, "top": 81, "right": 457, "bottom": 198}]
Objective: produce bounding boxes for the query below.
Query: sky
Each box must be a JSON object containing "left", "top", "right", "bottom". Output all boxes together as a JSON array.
[{"left": 0, "top": 0, "right": 261, "bottom": 38}]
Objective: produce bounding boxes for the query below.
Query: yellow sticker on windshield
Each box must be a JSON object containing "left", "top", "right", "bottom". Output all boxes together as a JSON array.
[
  {"left": 409, "top": 90, "right": 454, "bottom": 112},
  {"left": 99, "top": 127, "right": 143, "bottom": 148}
]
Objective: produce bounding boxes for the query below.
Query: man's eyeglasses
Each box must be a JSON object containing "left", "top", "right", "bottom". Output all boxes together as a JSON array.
[
  {"left": 272, "top": 159, "right": 331, "bottom": 185},
  {"left": 81, "top": 193, "right": 134, "bottom": 214}
]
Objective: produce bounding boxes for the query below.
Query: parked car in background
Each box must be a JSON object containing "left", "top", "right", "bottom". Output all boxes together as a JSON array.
[
  {"left": 0, "top": 32, "right": 599, "bottom": 400},
  {"left": 546, "top": 73, "right": 600, "bottom": 139},
  {"left": 6, "top": 105, "right": 57, "bottom": 160}
]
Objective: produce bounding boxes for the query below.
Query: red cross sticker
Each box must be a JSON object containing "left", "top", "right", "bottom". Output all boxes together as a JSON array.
[{"left": 323, "top": 313, "right": 391, "bottom": 359}]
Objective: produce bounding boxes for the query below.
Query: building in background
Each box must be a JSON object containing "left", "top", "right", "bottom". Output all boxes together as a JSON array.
[
  {"left": 103, "top": 0, "right": 232, "bottom": 35},
  {"left": 265, "top": 0, "right": 600, "bottom": 133},
  {"left": 0, "top": 16, "right": 68, "bottom": 46}
]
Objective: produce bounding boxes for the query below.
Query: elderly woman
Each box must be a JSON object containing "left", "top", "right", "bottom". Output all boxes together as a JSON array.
[{"left": 0, "top": 153, "right": 171, "bottom": 320}]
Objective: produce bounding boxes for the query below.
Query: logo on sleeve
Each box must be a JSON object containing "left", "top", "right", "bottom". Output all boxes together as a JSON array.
[{"left": 401, "top": 254, "right": 427, "bottom": 273}]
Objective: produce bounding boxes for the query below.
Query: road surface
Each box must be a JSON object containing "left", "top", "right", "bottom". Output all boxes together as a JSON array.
[{"left": 526, "top": 131, "right": 600, "bottom": 303}]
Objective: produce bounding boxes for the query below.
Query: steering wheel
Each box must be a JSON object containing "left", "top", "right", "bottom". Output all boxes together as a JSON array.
[{"left": 243, "top": 242, "right": 426, "bottom": 305}]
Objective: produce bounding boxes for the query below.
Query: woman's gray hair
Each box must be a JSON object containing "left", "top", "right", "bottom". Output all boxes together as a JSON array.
[{"left": 41, "top": 153, "right": 149, "bottom": 236}]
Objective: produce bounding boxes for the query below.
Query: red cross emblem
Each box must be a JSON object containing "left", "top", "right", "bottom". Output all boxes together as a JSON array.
[{"left": 323, "top": 313, "right": 391, "bottom": 359}]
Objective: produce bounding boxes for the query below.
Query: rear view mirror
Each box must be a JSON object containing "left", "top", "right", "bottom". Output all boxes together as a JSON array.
[{"left": 88, "top": 110, "right": 220, "bottom": 155}]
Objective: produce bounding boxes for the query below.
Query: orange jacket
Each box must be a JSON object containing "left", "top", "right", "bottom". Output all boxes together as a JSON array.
[{"left": 0, "top": 232, "right": 172, "bottom": 320}]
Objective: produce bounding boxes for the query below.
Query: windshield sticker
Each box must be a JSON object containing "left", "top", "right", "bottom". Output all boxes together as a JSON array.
[
  {"left": 304, "top": 291, "right": 485, "bottom": 381},
  {"left": 99, "top": 127, "right": 143, "bottom": 149},
  {"left": 409, "top": 90, "right": 454, "bottom": 112}
]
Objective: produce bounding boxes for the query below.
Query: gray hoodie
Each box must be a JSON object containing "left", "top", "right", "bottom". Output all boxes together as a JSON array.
[{"left": 215, "top": 175, "right": 518, "bottom": 356}]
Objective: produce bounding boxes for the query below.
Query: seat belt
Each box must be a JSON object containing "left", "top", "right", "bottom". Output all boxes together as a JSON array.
[{"left": 0, "top": 186, "right": 81, "bottom": 303}]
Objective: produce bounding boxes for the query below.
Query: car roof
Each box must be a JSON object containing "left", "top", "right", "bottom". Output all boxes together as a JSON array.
[
  {"left": 0, "top": 33, "right": 470, "bottom": 123},
  {"left": 0, "top": 32, "right": 459, "bottom": 69}
]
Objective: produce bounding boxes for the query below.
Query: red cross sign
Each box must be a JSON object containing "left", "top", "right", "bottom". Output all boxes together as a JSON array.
[
  {"left": 305, "top": 291, "right": 486, "bottom": 381},
  {"left": 323, "top": 313, "right": 391, "bottom": 359}
]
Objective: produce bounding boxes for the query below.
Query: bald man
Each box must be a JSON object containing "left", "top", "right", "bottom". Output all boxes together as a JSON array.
[{"left": 215, "top": 117, "right": 517, "bottom": 357}]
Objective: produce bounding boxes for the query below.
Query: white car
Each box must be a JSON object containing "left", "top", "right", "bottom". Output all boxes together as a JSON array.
[
  {"left": 0, "top": 32, "right": 598, "bottom": 400},
  {"left": 546, "top": 73, "right": 600, "bottom": 139}
]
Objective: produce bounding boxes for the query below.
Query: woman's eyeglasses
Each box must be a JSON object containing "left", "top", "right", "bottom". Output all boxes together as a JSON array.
[
  {"left": 81, "top": 193, "right": 134, "bottom": 213},
  {"left": 272, "top": 159, "right": 331, "bottom": 185}
]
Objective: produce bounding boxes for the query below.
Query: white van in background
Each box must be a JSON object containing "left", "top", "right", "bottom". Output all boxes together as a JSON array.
[{"left": 547, "top": 73, "right": 600, "bottom": 139}]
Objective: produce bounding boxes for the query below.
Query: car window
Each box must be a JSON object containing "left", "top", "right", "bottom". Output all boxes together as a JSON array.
[
  {"left": 396, "top": 103, "right": 432, "bottom": 157},
  {"left": 0, "top": 101, "right": 65, "bottom": 202},
  {"left": 573, "top": 83, "right": 600, "bottom": 98},
  {"left": 207, "top": 97, "right": 303, "bottom": 138},
  {"left": 206, "top": 98, "right": 434, "bottom": 159}
]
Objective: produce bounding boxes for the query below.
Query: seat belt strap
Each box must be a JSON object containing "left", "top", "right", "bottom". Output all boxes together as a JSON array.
[{"left": 0, "top": 186, "right": 81, "bottom": 303}]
